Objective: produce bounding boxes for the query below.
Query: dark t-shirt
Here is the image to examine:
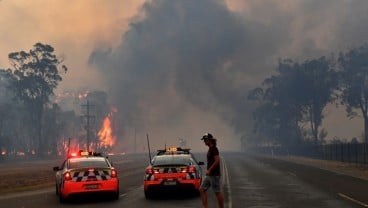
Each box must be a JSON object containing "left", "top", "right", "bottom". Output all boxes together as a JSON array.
[{"left": 207, "top": 146, "right": 220, "bottom": 176}]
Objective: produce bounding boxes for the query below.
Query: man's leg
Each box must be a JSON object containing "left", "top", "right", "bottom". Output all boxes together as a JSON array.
[
  {"left": 200, "top": 189, "right": 208, "bottom": 208},
  {"left": 215, "top": 192, "right": 224, "bottom": 208}
]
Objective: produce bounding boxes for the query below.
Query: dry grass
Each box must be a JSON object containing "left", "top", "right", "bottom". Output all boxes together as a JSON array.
[
  {"left": 0, "top": 159, "right": 59, "bottom": 194},
  {"left": 278, "top": 155, "right": 368, "bottom": 181}
]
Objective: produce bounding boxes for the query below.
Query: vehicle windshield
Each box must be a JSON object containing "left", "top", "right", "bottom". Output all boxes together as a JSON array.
[
  {"left": 68, "top": 158, "right": 109, "bottom": 169},
  {"left": 152, "top": 155, "right": 194, "bottom": 166}
]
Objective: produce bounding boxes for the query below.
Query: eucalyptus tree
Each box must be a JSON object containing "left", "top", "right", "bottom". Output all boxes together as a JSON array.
[
  {"left": 0, "top": 69, "right": 15, "bottom": 155},
  {"left": 8, "top": 43, "right": 68, "bottom": 156},
  {"left": 247, "top": 90, "right": 283, "bottom": 146},
  {"left": 0, "top": 69, "right": 29, "bottom": 154},
  {"left": 248, "top": 57, "right": 337, "bottom": 147},
  {"left": 264, "top": 60, "right": 306, "bottom": 146},
  {"left": 338, "top": 44, "right": 368, "bottom": 143},
  {"left": 297, "top": 57, "right": 338, "bottom": 144},
  {"left": 248, "top": 60, "right": 305, "bottom": 146}
]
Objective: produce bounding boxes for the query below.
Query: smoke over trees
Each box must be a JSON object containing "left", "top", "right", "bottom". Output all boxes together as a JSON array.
[
  {"left": 2, "top": 1, "right": 368, "bottom": 156},
  {"left": 248, "top": 44, "right": 368, "bottom": 147},
  {"left": 1, "top": 43, "right": 67, "bottom": 157}
]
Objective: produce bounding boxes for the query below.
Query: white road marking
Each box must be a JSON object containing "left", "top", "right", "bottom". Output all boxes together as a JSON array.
[
  {"left": 338, "top": 193, "right": 368, "bottom": 207},
  {"left": 221, "top": 157, "right": 232, "bottom": 208},
  {"left": 287, "top": 171, "right": 297, "bottom": 177}
]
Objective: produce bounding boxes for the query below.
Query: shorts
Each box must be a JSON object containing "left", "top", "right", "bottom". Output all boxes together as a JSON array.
[{"left": 200, "top": 175, "right": 221, "bottom": 193}]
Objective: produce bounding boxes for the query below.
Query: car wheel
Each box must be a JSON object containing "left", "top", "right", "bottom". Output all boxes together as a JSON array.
[
  {"left": 55, "top": 183, "right": 59, "bottom": 196},
  {"left": 113, "top": 188, "right": 120, "bottom": 200},
  {"left": 194, "top": 189, "right": 200, "bottom": 197},
  {"left": 144, "top": 190, "right": 152, "bottom": 199},
  {"left": 59, "top": 193, "right": 66, "bottom": 203},
  {"left": 58, "top": 185, "right": 67, "bottom": 203}
]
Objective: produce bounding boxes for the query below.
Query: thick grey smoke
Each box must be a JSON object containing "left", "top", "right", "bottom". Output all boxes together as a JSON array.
[{"left": 89, "top": 0, "right": 368, "bottom": 151}]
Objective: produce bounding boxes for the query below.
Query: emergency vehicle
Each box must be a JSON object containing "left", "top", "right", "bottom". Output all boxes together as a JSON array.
[
  {"left": 144, "top": 147, "right": 204, "bottom": 199},
  {"left": 53, "top": 151, "right": 119, "bottom": 203}
]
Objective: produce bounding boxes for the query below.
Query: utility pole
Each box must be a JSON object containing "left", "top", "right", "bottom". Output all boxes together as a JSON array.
[{"left": 81, "top": 100, "right": 95, "bottom": 152}]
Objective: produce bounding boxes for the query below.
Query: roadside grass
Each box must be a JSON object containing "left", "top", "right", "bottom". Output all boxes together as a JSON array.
[{"left": 0, "top": 160, "right": 59, "bottom": 195}]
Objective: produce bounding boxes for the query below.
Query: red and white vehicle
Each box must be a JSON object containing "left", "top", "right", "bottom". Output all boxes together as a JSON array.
[
  {"left": 53, "top": 151, "right": 119, "bottom": 203},
  {"left": 144, "top": 147, "right": 204, "bottom": 199}
]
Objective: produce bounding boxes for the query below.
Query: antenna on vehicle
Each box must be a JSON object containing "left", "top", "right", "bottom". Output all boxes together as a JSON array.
[
  {"left": 67, "top": 137, "right": 71, "bottom": 156},
  {"left": 146, "top": 134, "right": 152, "bottom": 165}
]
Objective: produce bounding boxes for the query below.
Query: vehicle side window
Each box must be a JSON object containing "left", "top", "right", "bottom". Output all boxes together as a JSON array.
[
  {"left": 151, "top": 156, "right": 156, "bottom": 164},
  {"left": 61, "top": 160, "right": 66, "bottom": 169},
  {"left": 190, "top": 154, "right": 200, "bottom": 164},
  {"left": 105, "top": 158, "right": 112, "bottom": 167},
  {"left": 189, "top": 158, "right": 195, "bottom": 165}
]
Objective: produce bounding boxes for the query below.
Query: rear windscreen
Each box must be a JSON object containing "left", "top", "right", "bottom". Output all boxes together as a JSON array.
[
  {"left": 68, "top": 158, "right": 109, "bottom": 169},
  {"left": 152, "top": 155, "right": 193, "bottom": 166}
]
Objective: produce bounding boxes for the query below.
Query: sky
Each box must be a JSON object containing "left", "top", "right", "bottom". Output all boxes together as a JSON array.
[{"left": 1, "top": 0, "right": 368, "bottom": 152}]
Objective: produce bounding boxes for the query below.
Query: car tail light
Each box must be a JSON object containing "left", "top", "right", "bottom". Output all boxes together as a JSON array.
[
  {"left": 188, "top": 166, "right": 196, "bottom": 173},
  {"left": 181, "top": 166, "right": 196, "bottom": 173},
  {"left": 111, "top": 169, "right": 117, "bottom": 178},
  {"left": 146, "top": 167, "right": 153, "bottom": 174},
  {"left": 146, "top": 168, "right": 159, "bottom": 174},
  {"left": 64, "top": 172, "right": 72, "bottom": 181}
]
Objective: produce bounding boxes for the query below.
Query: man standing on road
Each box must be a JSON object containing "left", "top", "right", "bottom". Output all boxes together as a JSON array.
[{"left": 199, "top": 133, "right": 224, "bottom": 208}]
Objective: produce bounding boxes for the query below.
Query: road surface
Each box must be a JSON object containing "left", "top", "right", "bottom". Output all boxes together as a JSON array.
[{"left": 0, "top": 152, "right": 367, "bottom": 208}]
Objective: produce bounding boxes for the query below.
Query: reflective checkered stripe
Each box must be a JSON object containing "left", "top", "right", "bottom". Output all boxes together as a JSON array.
[
  {"left": 159, "top": 167, "right": 196, "bottom": 179},
  {"left": 71, "top": 170, "right": 111, "bottom": 182},
  {"left": 146, "top": 167, "right": 198, "bottom": 181},
  {"left": 162, "top": 167, "right": 180, "bottom": 173}
]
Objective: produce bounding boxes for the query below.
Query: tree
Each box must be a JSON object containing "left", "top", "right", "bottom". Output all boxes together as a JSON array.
[
  {"left": 248, "top": 88, "right": 276, "bottom": 143},
  {"left": 338, "top": 43, "right": 368, "bottom": 143},
  {"left": 8, "top": 43, "right": 68, "bottom": 156},
  {"left": 248, "top": 60, "right": 305, "bottom": 147},
  {"left": 248, "top": 57, "right": 338, "bottom": 147},
  {"left": 0, "top": 69, "right": 27, "bottom": 155},
  {"left": 265, "top": 60, "right": 306, "bottom": 145},
  {"left": 0, "top": 70, "right": 11, "bottom": 155},
  {"left": 297, "top": 57, "right": 338, "bottom": 144}
]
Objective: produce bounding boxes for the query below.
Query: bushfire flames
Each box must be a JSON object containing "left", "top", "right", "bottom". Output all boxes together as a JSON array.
[{"left": 98, "top": 115, "right": 116, "bottom": 148}]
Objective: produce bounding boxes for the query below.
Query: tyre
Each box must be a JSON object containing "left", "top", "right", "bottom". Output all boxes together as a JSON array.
[
  {"left": 55, "top": 183, "right": 59, "bottom": 196},
  {"left": 193, "top": 189, "right": 200, "bottom": 197},
  {"left": 113, "top": 188, "right": 120, "bottom": 200},
  {"left": 59, "top": 193, "right": 66, "bottom": 203},
  {"left": 144, "top": 190, "right": 152, "bottom": 199}
]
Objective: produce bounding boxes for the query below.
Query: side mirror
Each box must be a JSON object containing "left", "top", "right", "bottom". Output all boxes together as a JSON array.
[
  {"left": 53, "top": 166, "right": 60, "bottom": 171},
  {"left": 198, "top": 161, "right": 204, "bottom": 165}
]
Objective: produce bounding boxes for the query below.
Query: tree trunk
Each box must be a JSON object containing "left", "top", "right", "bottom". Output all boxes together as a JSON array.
[{"left": 36, "top": 101, "right": 44, "bottom": 157}]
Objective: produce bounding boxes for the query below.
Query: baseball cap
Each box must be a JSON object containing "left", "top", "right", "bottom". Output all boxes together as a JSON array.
[{"left": 201, "top": 133, "right": 213, "bottom": 140}]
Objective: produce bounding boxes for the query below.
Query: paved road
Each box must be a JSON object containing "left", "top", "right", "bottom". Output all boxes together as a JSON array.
[
  {"left": 227, "top": 153, "right": 367, "bottom": 208},
  {"left": 0, "top": 152, "right": 367, "bottom": 208}
]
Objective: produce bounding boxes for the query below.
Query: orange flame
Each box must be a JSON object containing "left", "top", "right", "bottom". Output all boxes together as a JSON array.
[{"left": 98, "top": 116, "right": 116, "bottom": 148}]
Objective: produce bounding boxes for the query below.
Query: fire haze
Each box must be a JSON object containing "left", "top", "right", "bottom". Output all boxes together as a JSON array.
[{"left": 2, "top": 0, "right": 368, "bottom": 152}]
